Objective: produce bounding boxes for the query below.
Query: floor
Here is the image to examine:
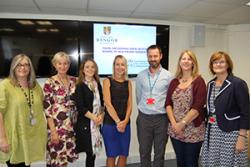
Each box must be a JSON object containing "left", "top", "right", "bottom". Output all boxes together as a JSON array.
[
  {"left": 124, "top": 159, "right": 250, "bottom": 167},
  {"left": 126, "top": 159, "right": 176, "bottom": 167}
]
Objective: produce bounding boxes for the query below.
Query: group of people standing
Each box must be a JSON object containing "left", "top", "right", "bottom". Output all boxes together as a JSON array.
[
  {"left": 0, "top": 51, "right": 131, "bottom": 167},
  {"left": 0, "top": 44, "right": 249, "bottom": 167}
]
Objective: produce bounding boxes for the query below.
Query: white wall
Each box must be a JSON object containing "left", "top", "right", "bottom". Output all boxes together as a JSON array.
[
  {"left": 228, "top": 24, "right": 250, "bottom": 87},
  {"left": 169, "top": 25, "right": 228, "bottom": 83},
  {"left": 1, "top": 13, "right": 250, "bottom": 167}
]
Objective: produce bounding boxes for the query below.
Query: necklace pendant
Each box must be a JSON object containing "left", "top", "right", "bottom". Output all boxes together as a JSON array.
[
  {"left": 29, "top": 110, "right": 36, "bottom": 126},
  {"left": 181, "top": 79, "right": 188, "bottom": 83},
  {"left": 30, "top": 115, "right": 37, "bottom": 126}
]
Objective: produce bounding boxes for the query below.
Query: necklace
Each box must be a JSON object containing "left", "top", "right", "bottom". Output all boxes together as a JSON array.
[
  {"left": 56, "top": 75, "right": 72, "bottom": 104},
  {"left": 180, "top": 76, "right": 192, "bottom": 83},
  {"left": 57, "top": 75, "right": 69, "bottom": 87},
  {"left": 18, "top": 82, "right": 36, "bottom": 126},
  {"left": 181, "top": 79, "right": 188, "bottom": 83}
]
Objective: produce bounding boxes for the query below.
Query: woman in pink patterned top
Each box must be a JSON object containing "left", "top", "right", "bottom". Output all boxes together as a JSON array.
[
  {"left": 166, "top": 50, "right": 206, "bottom": 167},
  {"left": 43, "top": 52, "right": 78, "bottom": 167}
]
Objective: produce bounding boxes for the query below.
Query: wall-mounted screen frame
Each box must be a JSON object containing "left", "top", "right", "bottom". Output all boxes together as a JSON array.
[{"left": 0, "top": 19, "right": 169, "bottom": 78}]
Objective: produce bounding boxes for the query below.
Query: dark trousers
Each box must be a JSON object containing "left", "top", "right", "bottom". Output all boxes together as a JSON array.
[
  {"left": 170, "top": 137, "right": 202, "bottom": 167},
  {"left": 6, "top": 161, "right": 30, "bottom": 167},
  {"left": 86, "top": 152, "right": 96, "bottom": 167},
  {"left": 136, "top": 111, "right": 168, "bottom": 167}
]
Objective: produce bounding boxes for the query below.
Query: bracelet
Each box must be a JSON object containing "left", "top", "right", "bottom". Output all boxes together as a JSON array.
[
  {"left": 239, "top": 134, "right": 247, "bottom": 139},
  {"left": 181, "top": 120, "right": 187, "bottom": 125},
  {"left": 115, "top": 119, "right": 121, "bottom": 124}
]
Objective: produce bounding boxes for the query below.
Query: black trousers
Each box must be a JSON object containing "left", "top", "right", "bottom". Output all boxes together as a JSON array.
[
  {"left": 86, "top": 151, "right": 96, "bottom": 167},
  {"left": 6, "top": 161, "right": 30, "bottom": 167}
]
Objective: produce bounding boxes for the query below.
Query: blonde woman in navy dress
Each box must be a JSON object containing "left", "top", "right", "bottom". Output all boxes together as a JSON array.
[
  {"left": 102, "top": 55, "right": 132, "bottom": 167},
  {"left": 200, "top": 51, "right": 250, "bottom": 167}
]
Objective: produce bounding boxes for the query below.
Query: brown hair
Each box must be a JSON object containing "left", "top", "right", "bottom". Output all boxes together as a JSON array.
[
  {"left": 209, "top": 51, "right": 233, "bottom": 75},
  {"left": 77, "top": 58, "right": 100, "bottom": 84}
]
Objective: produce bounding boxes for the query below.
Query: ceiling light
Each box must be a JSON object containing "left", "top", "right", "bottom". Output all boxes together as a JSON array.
[
  {"left": 0, "top": 28, "right": 14, "bottom": 32},
  {"left": 17, "top": 20, "right": 34, "bottom": 25},
  {"left": 49, "top": 28, "right": 59, "bottom": 32},
  {"left": 36, "top": 21, "right": 53, "bottom": 25},
  {"left": 246, "top": 1, "right": 250, "bottom": 6},
  {"left": 36, "top": 28, "right": 47, "bottom": 32}
]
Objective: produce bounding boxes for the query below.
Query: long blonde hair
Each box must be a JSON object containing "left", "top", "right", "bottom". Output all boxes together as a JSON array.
[
  {"left": 112, "top": 55, "right": 128, "bottom": 80},
  {"left": 9, "top": 54, "right": 36, "bottom": 88},
  {"left": 175, "top": 50, "right": 199, "bottom": 79}
]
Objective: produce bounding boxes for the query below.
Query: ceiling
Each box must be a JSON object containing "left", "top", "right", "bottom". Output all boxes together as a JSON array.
[{"left": 0, "top": 0, "right": 250, "bottom": 25}]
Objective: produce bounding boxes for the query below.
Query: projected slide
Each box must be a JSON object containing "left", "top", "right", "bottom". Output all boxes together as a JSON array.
[{"left": 94, "top": 23, "right": 156, "bottom": 75}]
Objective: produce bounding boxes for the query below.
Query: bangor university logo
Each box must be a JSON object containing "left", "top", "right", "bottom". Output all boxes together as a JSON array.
[{"left": 103, "top": 26, "right": 111, "bottom": 35}]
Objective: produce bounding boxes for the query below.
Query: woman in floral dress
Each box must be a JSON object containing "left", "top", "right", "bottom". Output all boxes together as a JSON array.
[
  {"left": 43, "top": 52, "right": 78, "bottom": 167},
  {"left": 166, "top": 50, "right": 206, "bottom": 167}
]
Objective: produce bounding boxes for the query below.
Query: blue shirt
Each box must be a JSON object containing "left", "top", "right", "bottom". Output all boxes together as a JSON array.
[{"left": 136, "top": 66, "right": 173, "bottom": 115}]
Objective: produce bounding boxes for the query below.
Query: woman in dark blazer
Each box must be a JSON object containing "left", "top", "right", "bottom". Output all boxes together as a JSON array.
[
  {"left": 73, "top": 58, "right": 104, "bottom": 167},
  {"left": 200, "top": 51, "right": 250, "bottom": 167}
]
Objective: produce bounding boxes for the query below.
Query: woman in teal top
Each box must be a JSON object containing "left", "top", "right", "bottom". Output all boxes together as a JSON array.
[{"left": 0, "top": 54, "right": 47, "bottom": 167}]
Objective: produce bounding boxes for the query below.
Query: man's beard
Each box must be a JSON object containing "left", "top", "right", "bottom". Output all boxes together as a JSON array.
[{"left": 149, "top": 61, "right": 160, "bottom": 69}]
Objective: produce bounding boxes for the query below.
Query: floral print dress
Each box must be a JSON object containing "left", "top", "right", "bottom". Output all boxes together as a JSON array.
[
  {"left": 43, "top": 76, "right": 78, "bottom": 167},
  {"left": 168, "top": 85, "right": 205, "bottom": 143}
]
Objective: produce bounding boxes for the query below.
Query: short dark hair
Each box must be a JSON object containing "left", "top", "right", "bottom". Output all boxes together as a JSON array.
[{"left": 147, "top": 45, "right": 162, "bottom": 54}]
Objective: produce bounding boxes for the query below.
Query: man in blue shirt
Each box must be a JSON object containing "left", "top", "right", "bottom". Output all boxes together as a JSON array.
[{"left": 136, "top": 45, "right": 173, "bottom": 167}]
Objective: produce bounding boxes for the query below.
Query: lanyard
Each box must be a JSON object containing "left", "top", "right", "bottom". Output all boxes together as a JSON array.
[
  {"left": 147, "top": 69, "right": 161, "bottom": 97},
  {"left": 18, "top": 83, "right": 34, "bottom": 110}
]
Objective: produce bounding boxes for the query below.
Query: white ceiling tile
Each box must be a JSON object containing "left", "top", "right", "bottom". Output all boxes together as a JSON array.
[
  {"left": 0, "top": 6, "right": 40, "bottom": 13},
  {"left": 132, "top": 12, "right": 173, "bottom": 20},
  {"left": 135, "top": 0, "right": 198, "bottom": 14},
  {"left": 40, "top": 8, "right": 88, "bottom": 16},
  {"left": 88, "top": 9, "right": 131, "bottom": 17},
  {"left": 0, "top": 0, "right": 36, "bottom": 7},
  {"left": 89, "top": 0, "right": 142, "bottom": 11},
  {"left": 35, "top": 0, "right": 88, "bottom": 9},
  {"left": 216, "top": 6, "right": 250, "bottom": 21},
  {"left": 0, "top": 0, "right": 249, "bottom": 25},
  {"left": 169, "top": 15, "right": 209, "bottom": 23},
  {"left": 180, "top": 1, "right": 238, "bottom": 18},
  {"left": 131, "top": 12, "right": 172, "bottom": 20}
]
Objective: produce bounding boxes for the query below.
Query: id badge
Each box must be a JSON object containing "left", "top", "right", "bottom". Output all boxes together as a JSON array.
[
  {"left": 146, "top": 98, "right": 155, "bottom": 105},
  {"left": 30, "top": 118, "right": 37, "bottom": 126}
]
